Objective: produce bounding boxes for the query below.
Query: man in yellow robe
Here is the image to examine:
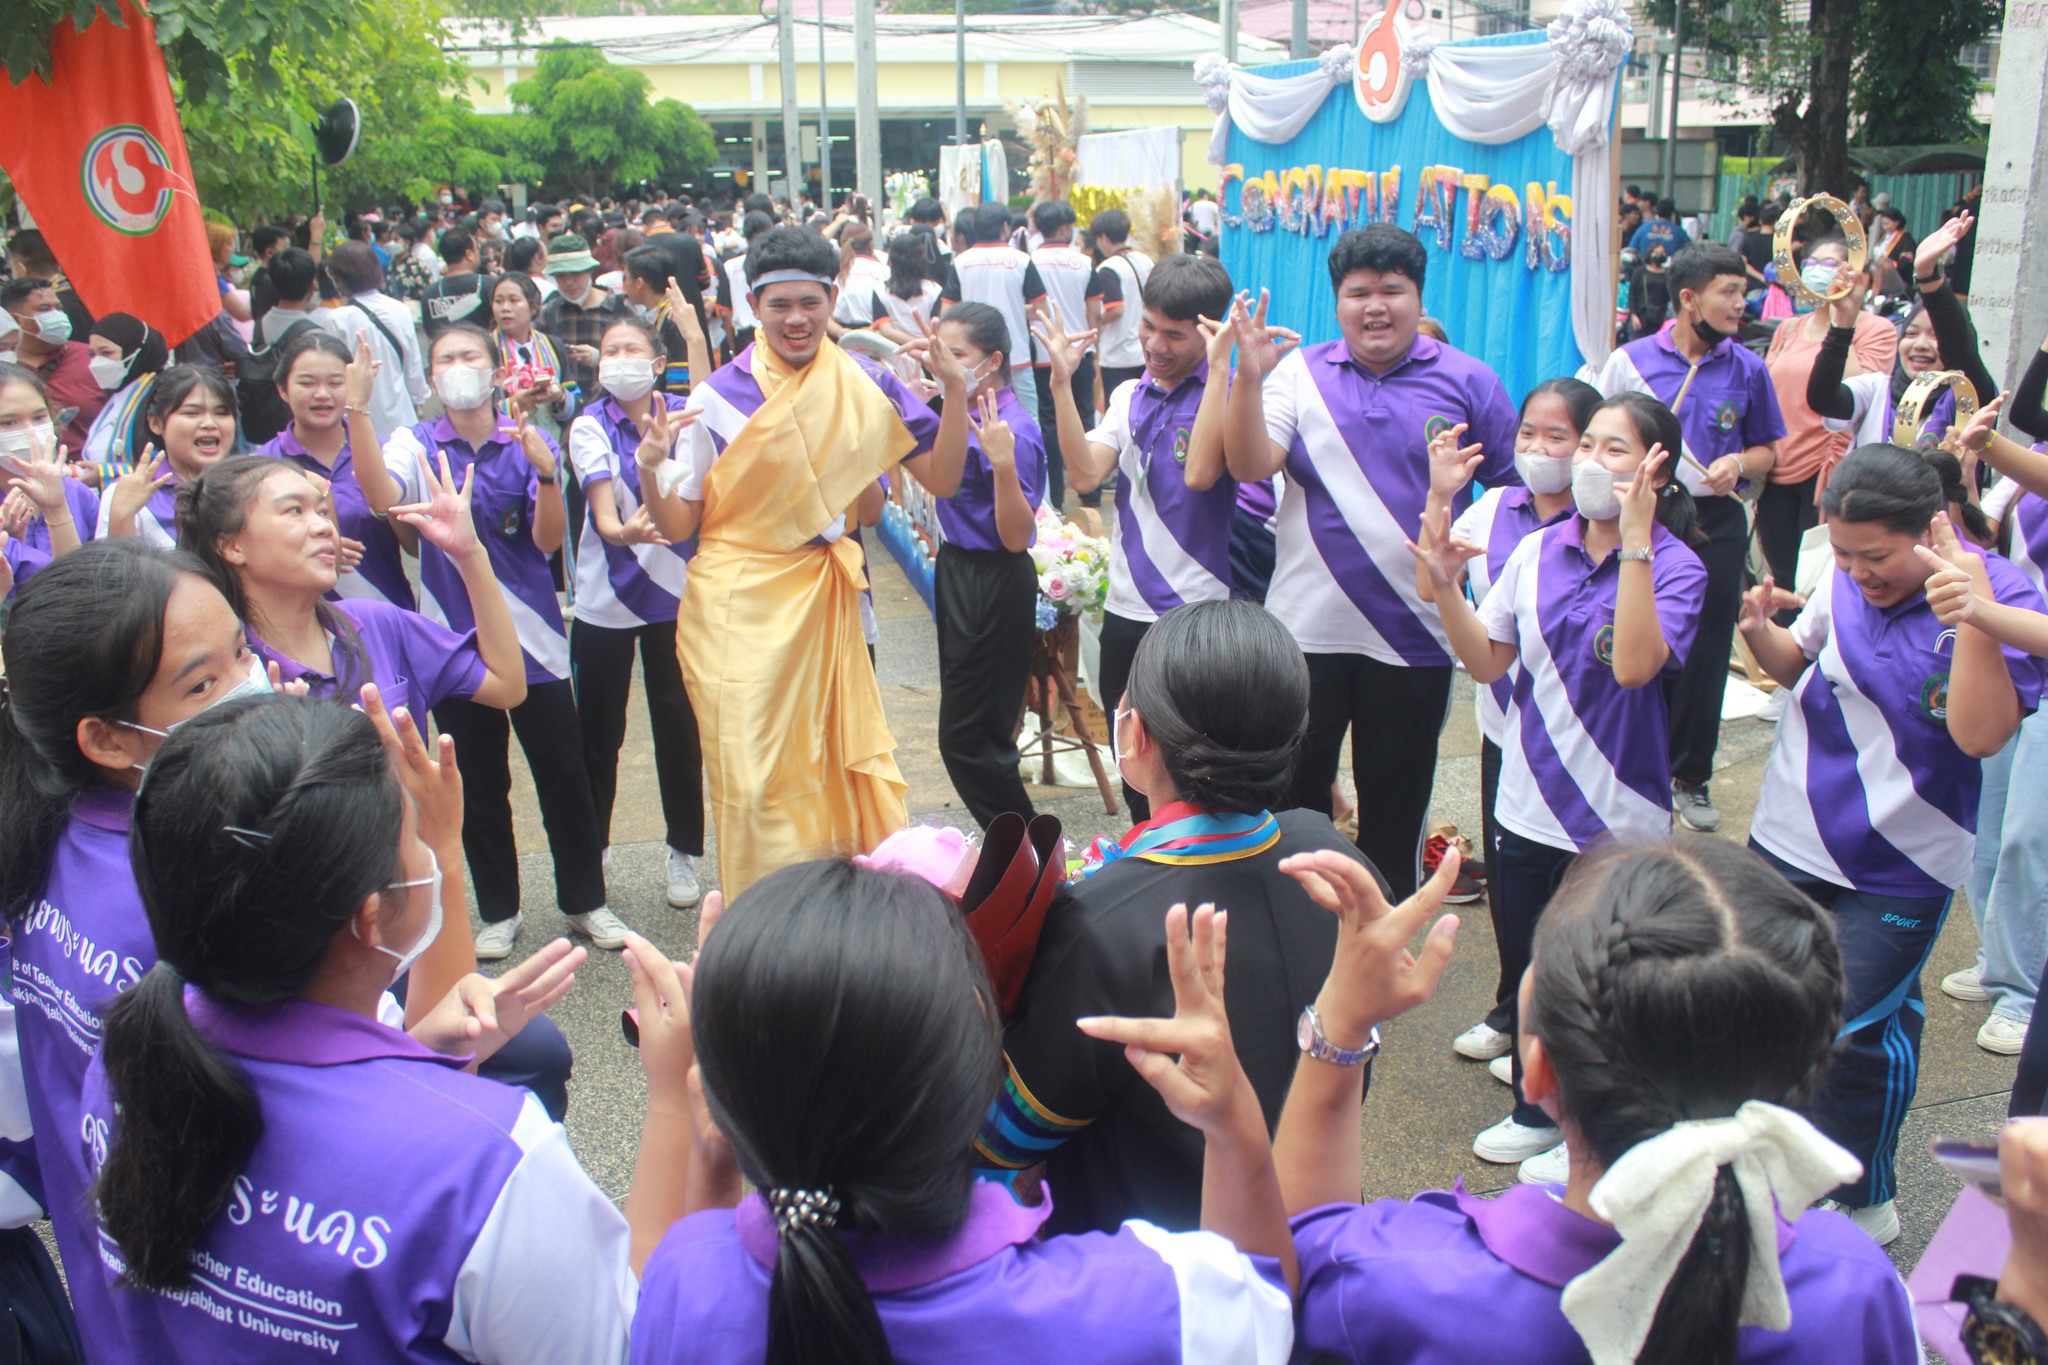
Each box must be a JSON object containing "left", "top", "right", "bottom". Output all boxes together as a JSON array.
[{"left": 640, "top": 227, "right": 969, "bottom": 895}]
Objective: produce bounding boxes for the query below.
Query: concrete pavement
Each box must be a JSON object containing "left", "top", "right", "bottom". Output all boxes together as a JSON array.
[{"left": 489, "top": 543, "right": 2018, "bottom": 1278}]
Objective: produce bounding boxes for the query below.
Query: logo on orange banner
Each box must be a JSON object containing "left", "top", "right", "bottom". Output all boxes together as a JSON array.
[{"left": 81, "top": 125, "right": 178, "bottom": 236}]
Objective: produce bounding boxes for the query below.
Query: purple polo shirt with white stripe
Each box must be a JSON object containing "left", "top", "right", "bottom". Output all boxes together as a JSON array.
[
  {"left": 1594, "top": 323, "right": 1786, "bottom": 496},
  {"left": 937, "top": 384, "right": 1046, "bottom": 553},
  {"left": 1089, "top": 365, "right": 1237, "bottom": 623},
  {"left": 1828, "top": 372, "right": 1957, "bottom": 450},
  {"left": 17, "top": 477, "right": 99, "bottom": 557},
  {"left": 632, "top": 1182, "right": 1293, "bottom": 1364},
  {"left": 95, "top": 479, "right": 179, "bottom": 548},
  {"left": 9, "top": 786, "right": 152, "bottom": 1365},
  {"left": 1752, "top": 550, "right": 2048, "bottom": 897},
  {"left": 1294, "top": 1184, "right": 1917, "bottom": 1365},
  {"left": 258, "top": 425, "right": 416, "bottom": 609},
  {"left": 567, "top": 395, "right": 693, "bottom": 630},
  {"left": 1985, "top": 476, "right": 2048, "bottom": 596},
  {"left": 387, "top": 415, "right": 568, "bottom": 685},
  {"left": 248, "top": 598, "right": 486, "bottom": 720},
  {"left": 1478, "top": 518, "right": 1705, "bottom": 852},
  {"left": 79, "top": 993, "right": 635, "bottom": 1363},
  {"left": 1451, "top": 486, "right": 1570, "bottom": 747},
  {"left": 1260, "top": 338, "right": 1520, "bottom": 665}
]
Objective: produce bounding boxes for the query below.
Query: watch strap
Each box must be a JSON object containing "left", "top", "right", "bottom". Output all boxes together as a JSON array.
[
  {"left": 1958, "top": 1274, "right": 2048, "bottom": 1365},
  {"left": 1300, "top": 1006, "right": 1380, "bottom": 1067}
]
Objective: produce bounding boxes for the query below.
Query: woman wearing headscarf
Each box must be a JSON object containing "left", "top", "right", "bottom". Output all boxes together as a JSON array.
[{"left": 78, "top": 313, "right": 171, "bottom": 484}]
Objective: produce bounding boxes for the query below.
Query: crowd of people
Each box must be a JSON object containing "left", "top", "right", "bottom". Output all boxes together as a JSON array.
[{"left": 4, "top": 166, "right": 2048, "bottom": 1365}]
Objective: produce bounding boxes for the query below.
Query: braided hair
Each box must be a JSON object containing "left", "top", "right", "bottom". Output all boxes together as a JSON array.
[{"left": 1526, "top": 839, "right": 1842, "bottom": 1365}]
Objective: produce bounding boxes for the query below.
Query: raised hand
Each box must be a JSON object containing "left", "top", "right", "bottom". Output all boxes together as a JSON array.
[
  {"left": 1404, "top": 502, "right": 1483, "bottom": 588},
  {"left": 1918, "top": 548, "right": 1978, "bottom": 626},
  {"left": 1028, "top": 301, "right": 1095, "bottom": 383},
  {"left": 1915, "top": 210, "right": 1973, "bottom": 284},
  {"left": 915, "top": 310, "right": 968, "bottom": 392},
  {"left": 633, "top": 400, "right": 676, "bottom": 472},
  {"left": 3, "top": 427, "right": 74, "bottom": 517},
  {"left": 413, "top": 938, "right": 587, "bottom": 1064},
  {"left": 1827, "top": 268, "right": 1873, "bottom": 327},
  {"left": 358, "top": 681, "right": 464, "bottom": 850},
  {"left": 0, "top": 489, "right": 31, "bottom": 538},
  {"left": 664, "top": 277, "right": 708, "bottom": 348},
  {"left": 624, "top": 932, "right": 696, "bottom": 1108},
  {"left": 109, "top": 446, "right": 173, "bottom": 530},
  {"left": 971, "top": 390, "right": 1015, "bottom": 471},
  {"left": 336, "top": 535, "right": 366, "bottom": 575},
  {"left": 263, "top": 660, "right": 313, "bottom": 699},
  {"left": 1948, "top": 392, "right": 2004, "bottom": 456},
  {"left": 1228, "top": 289, "right": 1301, "bottom": 382},
  {"left": 390, "top": 451, "right": 485, "bottom": 561},
  {"left": 345, "top": 333, "right": 379, "bottom": 412},
  {"left": 618, "top": 504, "right": 672, "bottom": 547},
  {"left": 1078, "top": 904, "right": 1259, "bottom": 1134},
  {"left": 1278, "top": 844, "right": 1460, "bottom": 1042},
  {"left": 1427, "top": 420, "right": 1484, "bottom": 500},
  {"left": 1199, "top": 295, "right": 1246, "bottom": 369},
  {"left": 1617, "top": 444, "right": 1669, "bottom": 548}
]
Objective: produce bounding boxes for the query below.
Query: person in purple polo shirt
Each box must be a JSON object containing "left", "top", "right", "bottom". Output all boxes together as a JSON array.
[
  {"left": 1594, "top": 242, "right": 1785, "bottom": 837},
  {"left": 630, "top": 858, "right": 1296, "bottom": 1364},
  {"left": 567, "top": 317, "right": 707, "bottom": 910},
  {"left": 256, "top": 330, "right": 418, "bottom": 608},
  {"left": 1274, "top": 839, "right": 1917, "bottom": 1365},
  {"left": 99, "top": 364, "right": 238, "bottom": 547},
  {"left": 0, "top": 362, "right": 96, "bottom": 564},
  {"left": 1415, "top": 377, "right": 1595, "bottom": 1069},
  {"left": 81, "top": 696, "right": 652, "bottom": 1364},
  {"left": 177, "top": 454, "right": 526, "bottom": 725},
  {"left": 1742, "top": 443, "right": 2048, "bottom": 1246},
  {"left": 1037, "top": 253, "right": 1238, "bottom": 823},
  {"left": 1224, "top": 224, "right": 1521, "bottom": 899},
  {"left": 354, "top": 322, "right": 623, "bottom": 961},
  {"left": 928, "top": 302, "right": 1047, "bottom": 828},
  {"left": 1418, "top": 393, "right": 1707, "bottom": 1170}
]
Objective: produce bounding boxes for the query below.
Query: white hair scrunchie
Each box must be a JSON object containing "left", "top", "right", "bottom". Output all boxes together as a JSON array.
[{"left": 1558, "top": 1101, "right": 1863, "bottom": 1365}]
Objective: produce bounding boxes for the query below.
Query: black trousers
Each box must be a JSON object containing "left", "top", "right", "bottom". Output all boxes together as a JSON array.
[
  {"left": 1754, "top": 475, "right": 1819, "bottom": 627},
  {"left": 1228, "top": 504, "right": 1276, "bottom": 604},
  {"left": 936, "top": 544, "right": 1039, "bottom": 828},
  {"left": 435, "top": 681, "right": 608, "bottom": 924},
  {"left": 1669, "top": 493, "right": 1746, "bottom": 788},
  {"left": 1480, "top": 737, "right": 1515, "bottom": 1034},
  {"left": 570, "top": 618, "right": 705, "bottom": 855},
  {"left": 1496, "top": 829, "right": 1579, "bottom": 1128},
  {"left": 1290, "top": 654, "right": 1454, "bottom": 900},
  {"left": 1096, "top": 610, "right": 1155, "bottom": 823},
  {"left": 1033, "top": 353, "right": 1095, "bottom": 511}
]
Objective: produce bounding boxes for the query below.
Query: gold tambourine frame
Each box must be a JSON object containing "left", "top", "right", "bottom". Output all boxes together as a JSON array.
[
  {"left": 1773, "top": 194, "right": 1870, "bottom": 306},
  {"left": 1893, "top": 369, "right": 1979, "bottom": 449}
]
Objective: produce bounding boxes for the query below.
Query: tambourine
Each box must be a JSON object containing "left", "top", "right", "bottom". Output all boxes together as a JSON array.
[
  {"left": 1772, "top": 194, "right": 1869, "bottom": 306},
  {"left": 1892, "top": 369, "right": 1979, "bottom": 449}
]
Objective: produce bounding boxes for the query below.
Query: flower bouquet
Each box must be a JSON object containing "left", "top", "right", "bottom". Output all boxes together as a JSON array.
[{"left": 1029, "top": 505, "right": 1110, "bottom": 631}]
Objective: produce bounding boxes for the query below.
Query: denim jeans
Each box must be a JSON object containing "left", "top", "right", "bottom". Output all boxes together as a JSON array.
[
  {"left": 1969, "top": 706, "right": 2048, "bottom": 1023},
  {"left": 1008, "top": 363, "right": 1039, "bottom": 418}
]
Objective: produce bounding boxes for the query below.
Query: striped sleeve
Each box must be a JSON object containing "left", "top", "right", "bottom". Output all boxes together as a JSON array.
[{"left": 974, "top": 1053, "right": 1093, "bottom": 1170}]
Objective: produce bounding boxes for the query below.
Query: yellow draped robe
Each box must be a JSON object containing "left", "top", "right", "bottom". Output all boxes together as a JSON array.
[{"left": 676, "top": 340, "right": 916, "bottom": 897}]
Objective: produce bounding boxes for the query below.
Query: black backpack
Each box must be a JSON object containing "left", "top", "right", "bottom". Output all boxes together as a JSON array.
[{"left": 237, "top": 316, "right": 318, "bottom": 445}]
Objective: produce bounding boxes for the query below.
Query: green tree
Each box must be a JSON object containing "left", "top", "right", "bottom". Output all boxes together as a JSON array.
[
  {"left": 508, "top": 42, "right": 715, "bottom": 198},
  {"left": 1853, "top": 0, "right": 1998, "bottom": 146}
]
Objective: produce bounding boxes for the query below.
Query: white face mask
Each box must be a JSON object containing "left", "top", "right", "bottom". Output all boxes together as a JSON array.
[
  {"left": 88, "top": 353, "right": 131, "bottom": 391},
  {"left": 599, "top": 356, "right": 657, "bottom": 402},
  {"left": 29, "top": 310, "right": 71, "bottom": 345},
  {"left": 434, "top": 363, "right": 492, "bottom": 411},
  {"left": 355, "top": 851, "right": 444, "bottom": 984},
  {"left": 1111, "top": 707, "right": 1139, "bottom": 787},
  {"left": 0, "top": 421, "right": 55, "bottom": 461},
  {"left": 1572, "top": 461, "right": 1622, "bottom": 522},
  {"left": 1515, "top": 448, "right": 1574, "bottom": 496},
  {"left": 117, "top": 661, "right": 275, "bottom": 769}
]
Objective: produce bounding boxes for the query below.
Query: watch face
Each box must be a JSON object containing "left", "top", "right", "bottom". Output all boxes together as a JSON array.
[{"left": 1297, "top": 1009, "right": 1316, "bottom": 1053}]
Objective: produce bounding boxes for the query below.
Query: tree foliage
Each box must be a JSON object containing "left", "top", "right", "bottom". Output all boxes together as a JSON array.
[
  {"left": 1853, "top": 0, "right": 2000, "bottom": 146},
  {"left": 507, "top": 43, "right": 715, "bottom": 199}
]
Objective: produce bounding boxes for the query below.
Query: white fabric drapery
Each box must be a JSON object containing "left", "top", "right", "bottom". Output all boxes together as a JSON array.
[
  {"left": 1198, "top": 0, "right": 1631, "bottom": 370},
  {"left": 1075, "top": 128, "right": 1183, "bottom": 191}
]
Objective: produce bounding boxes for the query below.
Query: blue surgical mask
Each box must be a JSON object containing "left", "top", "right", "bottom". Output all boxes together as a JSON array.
[
  {"left": 117, "top": 661, "right": 274, "bottom": 767},
  {"left": 357, "top": 852, "right": 444, "bottom": 984},
  {"left": 1799, "top": 260, "right": 1841, "bottom": 297}
]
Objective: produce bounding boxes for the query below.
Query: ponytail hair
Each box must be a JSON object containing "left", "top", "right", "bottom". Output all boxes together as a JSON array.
[
  {"left": 1592, "top": 391, "right": 1699, "bottom": 545},
  {"left": 691, "top": 859, "right": 1000, "bottom": 1365},
  {"left": 94, "top": 696, "right": 404, "bottom": 1291},
  {"left": 1914, "top": 444, "right": 1995, "bottom": 547},
  {"left": 175, "top": 455, "right": 371, "bottom": 696},
  {"left": 0, "top": 540, "right": 206, "bottom": 922},
  {"left": 1527, "top": 839, "right": 1842, "bottom": 1365}
]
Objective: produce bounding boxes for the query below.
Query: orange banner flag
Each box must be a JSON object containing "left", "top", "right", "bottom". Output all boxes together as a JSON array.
[{"left": 0, "top": 1, "right": 222, "bottom": 347}]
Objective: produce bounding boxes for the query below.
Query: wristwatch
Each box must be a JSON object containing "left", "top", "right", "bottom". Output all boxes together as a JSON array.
[
  {"left": 1618, "top": 546, "right": 1654, "bottom": 564},
  {"left": 1297, "top": 1006, "right": 1380, "bottom": 1067},
  {"left": 535, "top": 471, "right": 558, "bottom": 486},
  {"left": 1958, "top": 1275, "right": 2048, "bottom": 1365}
]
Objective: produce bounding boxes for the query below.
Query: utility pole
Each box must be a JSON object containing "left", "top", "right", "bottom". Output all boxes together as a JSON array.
[
  {"left": 1291, "top": 0, "right": 1308, "bottom": 59},
  {"left": 855, "top": 0, "right": 881, "bottom": 212},
  {"left": 1220, "top": 0, "right": 1237, "bottom": 62},
  {"left": 817, "top": 0, "right": 832, "bottom": 204},
  {"left": 954, "top": 0, "right": 968, "bottom": 144},
  {"left": 779, "top": 0, "right": 801, "bottom": 203},
  {"left": 1661, "top": 3, "right": 1683, "bottom": 204}
]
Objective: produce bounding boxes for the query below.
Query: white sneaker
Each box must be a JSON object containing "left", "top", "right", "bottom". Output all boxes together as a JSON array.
[
  {"left": 666, "top": 849, "right": 703, "bottom": 908},
  {"left": 1518, "top": 1141, "right": 1570, "bottom": 1185},
  {"left": 602, "top": 845, "right": 613, "bottom": 872},
  {"left": 1756, "top": 689, "right": 1788, "bottom": 723},
  {"left": 1943, "top": 967, "right": 1990, "bottom": 1002},
  {"left": 475, "top": 914, "right": 522, "bottom": 962},
  {"left": 1819, "top": 1198, "right": 1900, "bottom": 1247},
  {"left": 1980, "top": 1013, "right": 2030, "bottom": 1055},
  {"left": 1453, "top": 1021, "right": 1513, "bottom": 1060},
  {"left": 567, "top": 907, "right": 629, "bottom": 950},
  {"left": 1488, "top": 1054, "right": 1513, "bottom": 1086},
  {"left": 1473, "top": 1116, "right": 1563, "bottom": 1164}
]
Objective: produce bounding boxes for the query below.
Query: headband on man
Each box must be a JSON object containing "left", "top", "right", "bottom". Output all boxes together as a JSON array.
[{"left": 748, "top": 269, "right": 836, "bottom": 292}]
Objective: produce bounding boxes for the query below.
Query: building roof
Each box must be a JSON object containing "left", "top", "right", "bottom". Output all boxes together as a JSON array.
[{"left": 445, "top": 10, "right": 1287, "bottom": 68}]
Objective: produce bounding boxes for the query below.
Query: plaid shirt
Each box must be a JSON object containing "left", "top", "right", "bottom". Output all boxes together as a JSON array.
[{"left": 540, "top": 289, "right": 632, "bottom": 395}]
